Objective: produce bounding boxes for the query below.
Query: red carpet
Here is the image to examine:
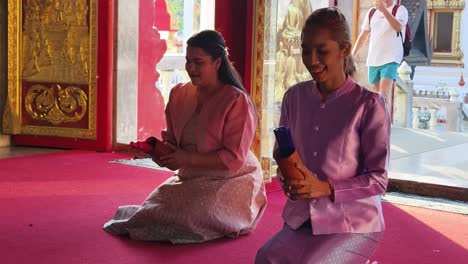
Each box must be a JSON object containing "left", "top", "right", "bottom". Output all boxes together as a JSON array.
[{"left": 0, "top": 151, "right": 466, "bottom": 264}]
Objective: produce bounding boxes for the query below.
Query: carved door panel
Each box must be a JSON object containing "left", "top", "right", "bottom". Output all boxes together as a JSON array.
[{"left": 4, "top": 0, "right": 106, "bottom": 149}]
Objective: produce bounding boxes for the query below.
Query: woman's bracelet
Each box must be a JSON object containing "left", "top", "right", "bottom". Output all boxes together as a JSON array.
[{"left": 327, "top": 180, "right": 335, "bottom": 202}]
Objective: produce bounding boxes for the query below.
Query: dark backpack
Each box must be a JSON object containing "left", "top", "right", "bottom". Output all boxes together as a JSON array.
[{"left": 369, "top": 5, "right": 412, "bottom": 57}]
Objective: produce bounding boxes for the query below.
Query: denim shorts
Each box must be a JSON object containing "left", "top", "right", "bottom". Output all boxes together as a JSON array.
[{"left": 368, "top": 62, "right": 399, "bottom": 84}]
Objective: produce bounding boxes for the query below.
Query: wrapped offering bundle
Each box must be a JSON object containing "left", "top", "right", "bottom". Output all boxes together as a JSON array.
[
  {"left": 273, "top": 126, "right": 305, "bottom": 180},
  {"left": 129, "top": 136, "right": 173, "bottom": 159}
]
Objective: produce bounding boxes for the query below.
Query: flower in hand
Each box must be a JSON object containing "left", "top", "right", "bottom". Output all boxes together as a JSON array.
[{"left": 284, "top": 162, "right": 332, "bottom": 200}]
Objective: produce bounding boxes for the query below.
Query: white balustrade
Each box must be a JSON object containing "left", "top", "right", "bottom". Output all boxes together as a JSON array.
[
  {"left": 412, "top": 97, "right": 463, "bottom": 132},
  {"left": 412, "top": 107, "right": 420, "bottom": 129}
]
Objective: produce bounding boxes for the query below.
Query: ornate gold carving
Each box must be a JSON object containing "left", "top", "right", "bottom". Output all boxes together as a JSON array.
[
  {"left": 20, "top": 125, "right": 94, "bottom": 139},
  {"left": 427, "top": 0, "right": 465, "bottom": 9},
  {"left": 252, "top": 0, "right": 265, "bottom": 167},
  {"left": 25, "top": 84, "right": 87, "bottom": 125},
  {"left": 6, "top": 0, "right": 97, "bottom": 139},
  {"left": 4, "top": 0, "right": 19, "bottom": 134},
  {"left": 274, "top": 0, "right": 310, "bottom": 104},
  {"left": 21, "top": 0, "right": 90, "bottom": 83},
  {"left": 2, "top": 105, "right": 12, "bottom": 133},
  {"left": 261, "top": 157, "right": 272, "bottom": 181}
]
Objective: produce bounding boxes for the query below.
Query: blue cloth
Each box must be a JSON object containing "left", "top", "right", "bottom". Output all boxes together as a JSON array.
[{"left": 368, "top": 62, "right": 400, "bottom": 84}]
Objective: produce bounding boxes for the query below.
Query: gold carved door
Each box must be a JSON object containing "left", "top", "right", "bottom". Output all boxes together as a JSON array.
[{"left": 3, "top": 0, "right": 98, "bottom": 144}]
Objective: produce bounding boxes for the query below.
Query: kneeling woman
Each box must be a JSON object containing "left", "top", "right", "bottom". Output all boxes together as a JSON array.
[
  {"left": 256, "top": 7, "right": 389, "bottom": 263},
  {"left": 104, "top": 30, "right": 267, "bottom": 244}
]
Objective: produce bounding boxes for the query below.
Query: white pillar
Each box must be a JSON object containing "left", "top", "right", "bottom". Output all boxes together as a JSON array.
[
  {"left": 449, "top": 87, "right": 460, "bottom": 102},
  {"left": 200, "top": 0, "right": 215, "bottom": 30},
  {"left": 412, "top": 107, "right": 420, "bottom": 129},
  {"left": 397, "top": 61, "right": 412, "bottom": 82},
  {"left": 183, "top": 0, "right": 195, "bottom": 51},
  {"left": 429, "top": 108, "right": 438, "bottom": 130}
]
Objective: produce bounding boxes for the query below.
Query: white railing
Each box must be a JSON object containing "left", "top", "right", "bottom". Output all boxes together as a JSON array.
[
  {"left": 411, "top": 97, "right": 463, "bottom": 132},
  {"left": 395, "top": 62, "right": 466, "bottom": 132},
  {"left": 393, "top": 62, "right": 413, "bottom": 128}
]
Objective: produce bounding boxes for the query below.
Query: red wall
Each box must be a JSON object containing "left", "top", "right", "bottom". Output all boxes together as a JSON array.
[{"left": 215, "top": 0, "right": 252, "bottom": 93}]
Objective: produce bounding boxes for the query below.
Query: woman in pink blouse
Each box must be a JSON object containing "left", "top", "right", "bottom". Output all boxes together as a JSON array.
[
  {"left": 104, "top": 30, "right": 266, "bottom": 243},
  {"left": 256, "top": 7, "right": 390, "bottom": 263}
]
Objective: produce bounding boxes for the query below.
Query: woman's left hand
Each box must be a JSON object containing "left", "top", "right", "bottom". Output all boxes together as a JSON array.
[
  {"left": 158, "top": 144, "right": 192, "bottom": 170},
  {"left": 284, "top": 163, "right": 332, "bottom": 200}
]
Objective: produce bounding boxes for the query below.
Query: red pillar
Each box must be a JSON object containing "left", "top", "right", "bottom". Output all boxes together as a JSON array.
[
  {"left": 137, "top": 0, "right": 168, "bottom": 141},
  {"left": 96, "top": 0, "right": 115, "bottom": 151},
  {"left": 215, "top": 0, "right": 251, "bottom": 93}
]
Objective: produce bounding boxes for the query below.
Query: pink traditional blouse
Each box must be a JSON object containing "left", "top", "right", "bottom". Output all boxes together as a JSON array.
[
  {"left": 279, "top": 77, "right": 390, "bottom": 234},
  {"left": 165, "top": 82, "right": 258, "bottom": 172}
]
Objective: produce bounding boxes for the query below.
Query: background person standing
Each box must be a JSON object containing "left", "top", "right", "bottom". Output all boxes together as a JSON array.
[{"left": 352, "top": 0, "right": 408, "bottom": 110}]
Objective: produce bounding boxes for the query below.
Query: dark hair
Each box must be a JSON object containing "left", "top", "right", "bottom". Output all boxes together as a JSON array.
[
  {"left": 302, "top": 7, "right": 356, "bottom": 76},
  {"left": 186, "top": 30, "right": 246, "bottom": 91}
]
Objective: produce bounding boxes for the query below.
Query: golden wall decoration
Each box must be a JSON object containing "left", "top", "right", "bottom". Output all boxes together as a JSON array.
[
  {"left": 4, "top": 0, "right": 97, "bottom": 139},
  {"left": 24, "top": 84, "right": 88, "bottom": 125},
  {"left": 251, "top": 0, "right": 266, "bottom": 180},
  {"left": 427, "top": 0, "right": 465, "bottom": 9}
]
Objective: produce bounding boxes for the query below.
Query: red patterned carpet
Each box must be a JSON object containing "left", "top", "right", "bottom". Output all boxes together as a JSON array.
[{"left": 0, "top": 151, "right": 466, "bottom": 264}]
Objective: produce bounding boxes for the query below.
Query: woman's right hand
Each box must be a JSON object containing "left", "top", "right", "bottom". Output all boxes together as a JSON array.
[
  {"left": 152, "top": 156, "right": 164, "bottom": 167},
  {"left": 151, "top": 142, "right": 179, "bottom": 170},
  {"left": 152, "top": 155, "right": 179, "bottom": 171},
  {"left": 161, "top": 130, "right": 171, "bottom": 141}
]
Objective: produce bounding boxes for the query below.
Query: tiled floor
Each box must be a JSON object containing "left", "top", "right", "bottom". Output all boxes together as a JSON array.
[{"left": 389, "top": 128, "right": 468, "bottom": 188}]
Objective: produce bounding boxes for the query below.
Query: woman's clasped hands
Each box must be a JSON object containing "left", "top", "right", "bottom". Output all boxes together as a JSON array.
[
  {"left": 152, "top": 130, "right": 192, "bottom": 171},
  {"left": 280, "top": 163, "right": 332, "bottom": 200},
  {"left": 157, "top": 145, "right": 193, "bottom": 171}
]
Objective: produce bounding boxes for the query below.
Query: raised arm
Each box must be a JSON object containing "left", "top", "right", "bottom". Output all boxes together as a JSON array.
[
  {"left": 351, "top": 30, "right": 370, "bottom": 60},
  {"left": 376, "top": 2, "right": 408, "bottom": 32}
]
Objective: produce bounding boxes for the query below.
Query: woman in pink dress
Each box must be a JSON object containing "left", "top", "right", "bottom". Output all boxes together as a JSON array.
[
  {"left": 104, "top": 30, "right": 267, "bottom": 244},
  {"left": 256, "top": 7, "right": 390, "bottom": 263}
]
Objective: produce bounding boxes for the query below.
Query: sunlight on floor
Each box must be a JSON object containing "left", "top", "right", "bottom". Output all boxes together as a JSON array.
[
  {"left": 408, "top": 129, "right": 446, "bottom": 142},
  {"left": 422, "top": 165, "right": 468, "bottom": 180},
  {"left": 390, "top": 144, "right": 409, "bottom": 157}
]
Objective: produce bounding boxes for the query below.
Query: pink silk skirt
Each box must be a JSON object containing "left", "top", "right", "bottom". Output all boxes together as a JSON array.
[{"left": 255, "top": 222, "right": 383, "bottom": 264}]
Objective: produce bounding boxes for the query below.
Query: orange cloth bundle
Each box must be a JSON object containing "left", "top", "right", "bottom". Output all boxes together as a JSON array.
[
  {"left": 274, "top": 151, "right": 306, "bottom": 181},
  {"left": 273, "top": 126, "right": 305, "bottom": 181}
]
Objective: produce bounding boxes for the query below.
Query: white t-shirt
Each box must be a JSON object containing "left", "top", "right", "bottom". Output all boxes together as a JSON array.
[{"left": 361, "top": 4, "right": 409, "bottom": 67}]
